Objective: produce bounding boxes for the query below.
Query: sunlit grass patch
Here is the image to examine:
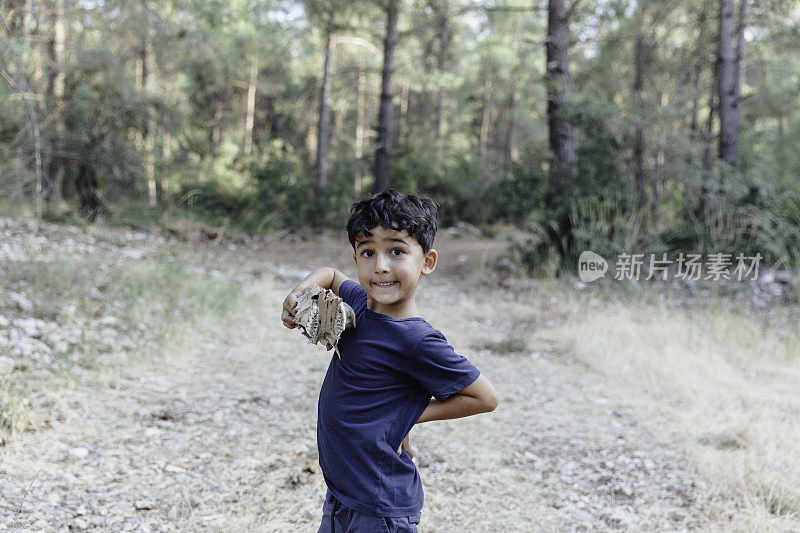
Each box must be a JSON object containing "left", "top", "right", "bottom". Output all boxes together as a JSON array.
[
  {"left": 0, "top": 249, "right": 244, "bottom": 438},
  {"left": 758, "top": 481, "right": 799, "bottom": 518},
  {"left": 0, "top": 384, "right": 54, "bottom": 436},
  {"left": 0, "top": 393, "right": 33, "bottom": 433},
  {"left": 532, "top": 282, "right": 800, "bottom": 526},
  {"left": 472, "top": 336, "right": 529, "bottom": 355}
]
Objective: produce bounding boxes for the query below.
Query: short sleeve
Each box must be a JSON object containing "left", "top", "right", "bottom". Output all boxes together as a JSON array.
[
  {"left": 338, "top": 279, "right": 367, "bottom": 317},
  {"left": 408, "top": 331, "right": 481, "bottom": 402}
]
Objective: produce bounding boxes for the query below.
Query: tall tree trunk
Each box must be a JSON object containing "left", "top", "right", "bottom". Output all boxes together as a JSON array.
[
  {"left": 355, "top": 54, "right": 366, "bottom": 197},
  {"left": 545, "top": 0, "right": 578, "bottom": 261},
  {"left": 502, "top": 80, "right": 517, "bottom": 174},
  {"left": 777, "top": 114, "right": 785, "bottom": 178},
  {"left": 210, "top": 92, "right": 222, "bottom": 158},
  {"left": 699, "top": 65, "right": 718, "bottom": 217},
  {"left": 399, "top": 80, "right": 410, "bottom": 139},
  {"left": 479, "top": 79, "right": 491, "bottom": 156},
  {"left": 244, "top": 56, "right": 258, "bottom": 156},
  {"left": 432, "top": 0, "right": 450, "bottom": 148},
  {"left": 685, "top": 9, "right": 707, "bottom": 223},
  {"left": 653, "top": 90, "right": 668, "bottom": 231},
  {"left": 732, "top": 0, "right": 747, "bottom": 149},
  {"left": 6, "top": 0, "right": 32, "bottom": 35},
  {"left": 689, "top": 11, "right": 707, "bottom": 142},
  {"left": 546, "top": 0, "right": 578, "bottom": 200},
  {"left": 633, "top": 2, "right": 646, "bottom": 217},
  {"left": 373, "top": 0, "right": 399, "bottom": 193},
  {"left": 316, "top": 15, "right": 334, "bottom": 196},
  {"left": 717, "top": 0, "right": 746, "bottom": 166},
  {"left": 46, "top": 0, "right": 66, "bottom": 209},
  {"left": 142, "top": 29, "right": 157, "bottom": 206}
]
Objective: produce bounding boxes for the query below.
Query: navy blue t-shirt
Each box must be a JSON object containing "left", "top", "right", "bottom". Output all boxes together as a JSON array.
[{"left": 317, "top": 279, "right": 481, "bottom": 517}]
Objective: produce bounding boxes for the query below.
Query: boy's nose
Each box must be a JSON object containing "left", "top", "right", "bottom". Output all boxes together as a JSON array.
[{"left": 374, "top": 255, "right": 390, "bottom": 273}]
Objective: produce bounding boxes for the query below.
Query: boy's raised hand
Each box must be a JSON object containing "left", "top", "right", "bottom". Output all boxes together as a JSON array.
[
  {"left": 281, "top": 267, "right": 346, "bottom": 329},
  {"left": 281, "top": 284, "right": 311, "bottom": 329}
]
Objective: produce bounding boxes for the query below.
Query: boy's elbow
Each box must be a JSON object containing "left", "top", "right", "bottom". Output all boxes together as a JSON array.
[{"left": 481, "top": 390, "right": 499, "bottom": 413}]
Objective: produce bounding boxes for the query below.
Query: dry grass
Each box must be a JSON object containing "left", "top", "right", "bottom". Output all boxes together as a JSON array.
[{"left": 521, "top": 282, "right": 800, "bottom": 529}]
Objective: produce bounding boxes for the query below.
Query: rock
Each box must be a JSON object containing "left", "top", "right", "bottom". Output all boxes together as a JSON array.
[
  {"left": 9, "top": 292, "right": 34, "bottom": 312},
  {"left": 14, "top": 317, "right": 46, "bottom": 338},
  {"left": 0, "top": 314, "right": 10, "bottom": 327},
  {"left": 608, "top": 506, "right": 633, "bottom": 528},
  {"left": 122, "top": 248, "right": 145, "bottom": 260},
  {"left": 52, "top": 340, "right": 69, "bottom": 354},
  {"left": 134, "top": 498, "right": 156, "bottom": 511},
  {"left": 187, "top": 494, "right": 200, "bottom": 508},
  {"left": 758, "top": 269, "right": 776, "bottom": 284},
  {"left": 47, "top": 492, "right": 63, "bottom": 506},
  {"left": 76, "top": 503, "right": 87, "bottom": 516},
  {"left": 69, "top": 447, "right": 89, "bottom": 460},
  {"left": 69, "top": 518, "right": 89, "bottom": 530},
  {"left": 572, "top": 509, "right": 594, "bottom": 525},
  {"left": 614, "top": 483, "right": 633, "bottom": 497},
  {"left": 268, "top": 396, "right": 284, "bottom": 406}
]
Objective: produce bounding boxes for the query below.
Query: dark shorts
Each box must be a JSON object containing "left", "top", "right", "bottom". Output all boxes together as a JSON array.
[{"left": 316, "top": 489, "right": 421, "bottom": 533}]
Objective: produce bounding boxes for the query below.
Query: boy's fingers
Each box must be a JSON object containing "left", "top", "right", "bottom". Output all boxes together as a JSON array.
[{"left": 281, "top": 309, "right": 297, "bottom": 328}]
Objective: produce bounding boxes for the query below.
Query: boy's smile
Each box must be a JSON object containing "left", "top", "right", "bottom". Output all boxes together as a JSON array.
[{"left": 353, "top": 225, "right": 437, "bottom": 320}]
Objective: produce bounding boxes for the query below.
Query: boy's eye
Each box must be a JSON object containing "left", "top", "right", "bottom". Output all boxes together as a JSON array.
[
  {"left": 361, "top": 250, "right": 374, "bottom": 257},
  {"left": 391, "top": 249, "right": 404, "bottom": 256}
]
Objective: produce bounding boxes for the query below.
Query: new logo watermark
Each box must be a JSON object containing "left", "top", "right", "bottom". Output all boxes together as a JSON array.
[
  {"left": 578, "top": 251, "right": 608, "bottom": 282},
  {"left": 577, "top": 251, "right": 763, "bottom": 282}
]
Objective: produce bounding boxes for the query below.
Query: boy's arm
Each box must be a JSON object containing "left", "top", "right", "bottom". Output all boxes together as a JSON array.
[
  {"left": 397, "top": 375, "right": 497, "bottom": 459},
  {"left": 415, "top": 374, "right": 498, "bottom": 424},
  {"left": 281, "top": 267, "right": 349, "bottom": 329}
]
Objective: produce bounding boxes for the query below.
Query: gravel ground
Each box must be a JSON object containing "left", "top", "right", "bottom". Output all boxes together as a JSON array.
[{"left": 0, "top": 218, "right": 722, "bottom": 532}]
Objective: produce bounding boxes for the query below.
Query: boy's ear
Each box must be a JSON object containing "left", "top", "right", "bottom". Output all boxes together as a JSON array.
[{"left": 421, "top": 249, "right": 437, "bottom": 275}]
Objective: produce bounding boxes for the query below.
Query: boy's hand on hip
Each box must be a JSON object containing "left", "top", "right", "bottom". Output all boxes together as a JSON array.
[{"left": 397, "top": 432, "right": 415, "bottom": 460}]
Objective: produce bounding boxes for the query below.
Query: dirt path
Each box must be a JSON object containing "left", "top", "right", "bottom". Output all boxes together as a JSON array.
[{"left": 1, "top": 252, "right": 715, "bottom": 532}]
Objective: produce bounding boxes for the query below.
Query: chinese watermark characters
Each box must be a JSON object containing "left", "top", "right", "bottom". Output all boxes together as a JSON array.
[{"left": 578, "top": 251, "right": 762, "bottom": 283}]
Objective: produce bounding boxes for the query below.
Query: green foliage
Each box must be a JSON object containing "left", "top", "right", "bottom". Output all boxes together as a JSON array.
[
  {"left": 60, "top": 46, "right": 146, "bottom": 212},
  {"left": 250, "top": 140, "right": 315, "bottom": 230},
  {"left": 572, "top": 97, "right": 629, "bottom": 199},
  {"left": 483, "top": 162, "right": 548, "bottom": 224},
  {"left": 391, "top": 143, "right": 495, "bottom": 226},
  {"left": 510, "top": 194, "right": 656, "bottom": 277},
  {"left": 3, "top": 0, "right": 800, "bottom": 279},
  {"left": 747, "top": 192, "right": 800, "bottom": 271}
]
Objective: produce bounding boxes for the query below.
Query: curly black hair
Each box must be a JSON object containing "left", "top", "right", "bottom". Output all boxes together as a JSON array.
[{"left": 346, "top": 189, "right": 439, "bottom": 253}]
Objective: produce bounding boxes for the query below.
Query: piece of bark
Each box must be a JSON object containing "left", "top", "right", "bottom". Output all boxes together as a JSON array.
[{"left": 293, "top": 285, "right": 356, "bottom": 359}]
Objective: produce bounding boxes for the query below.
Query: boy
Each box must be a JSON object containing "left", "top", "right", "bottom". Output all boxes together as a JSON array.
[{"left": 281, "top": 189, "right": 498, "bottom": 532}]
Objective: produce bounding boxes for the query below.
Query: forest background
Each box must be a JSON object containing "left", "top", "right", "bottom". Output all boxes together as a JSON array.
[
  {"left": 2, "top": 0, "right": 800, "bottom": 275},
  {"left": 2, "top": 1, "right": 800, "bottom": 530}
]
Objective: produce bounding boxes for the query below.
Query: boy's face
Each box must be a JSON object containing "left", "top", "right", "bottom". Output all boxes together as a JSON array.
[{"left": 352, "top": 225, "right": 437, "bottom": 318}]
